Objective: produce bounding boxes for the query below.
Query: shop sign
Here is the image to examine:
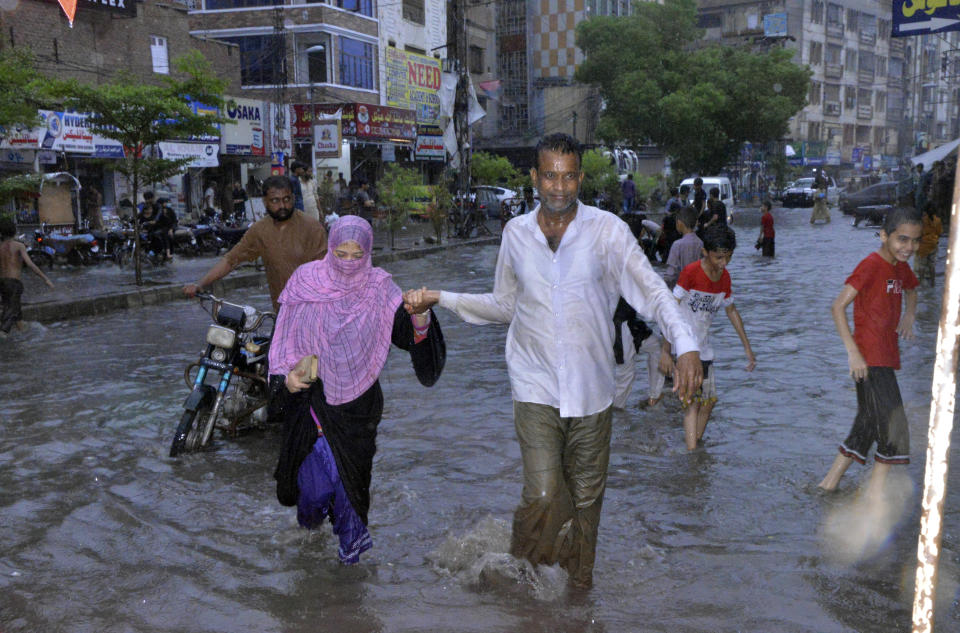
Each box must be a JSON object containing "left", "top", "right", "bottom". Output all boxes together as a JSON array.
[
  {"left": 38, "top": 110, "right": 94, "bottom": 153},
  {"left": 293, "top": 104, "right": 416, "bottom": 143},
  {"left": 92, "top": 133, "right": 125, "bottom": 159},
  {"left": 415, "top": 125, "right": 445, "bottom": 161},
  {"left": 0, "top": 123, "right": 43, "bottom": 150},
  {"left": 221, "top": 97, "right": 265, "bottom": 156},
  {"left": 313, "top": 113, "right": 341, "bottom": 159},
  {"left": 157, "top": 142, "right": 219, "bottom": 168},
  {"left": 385, "top": 47, "right": 442, "bottom": 126},
  {"left": 187, "top": 100, "right": 220, "bottom": 143},
  {"left": 0, "top": 149, "right": 34, "bottom": 165}
]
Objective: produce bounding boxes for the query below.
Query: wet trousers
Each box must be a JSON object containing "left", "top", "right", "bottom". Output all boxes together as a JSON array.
[
  {"left": 0, "top": 278, "right": 23, "bottom": 333},
  {"left": 510, "top": 401, "right": 612, "bottom": 588}
]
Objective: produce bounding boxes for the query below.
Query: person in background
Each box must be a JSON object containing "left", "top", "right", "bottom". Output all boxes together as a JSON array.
[
  {"left": 663, "top": 205, "right": 703, "bottom": 289},
  {"left": 289, "top": 162, "right": 306, "bottom": 212},
  {"left": 913, "top": 202, "right": 942, "bottom": 287},
  {"left": 621, "top": 174, "right": 636, "bottom": 213},
  {"left": 299, "top": 165, "right": 320, "bottom": 222},
  {"left": 0, "top": 216, "right": 54, "bottom": 337},
  {"left": 232, "top": 180, "right": 248, "bottom": 224},
  {"left": 757, "top": 199, "right": 775, "bottom": 258}
]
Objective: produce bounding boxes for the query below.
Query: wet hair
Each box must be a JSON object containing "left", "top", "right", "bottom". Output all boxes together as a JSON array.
[
  {"left": 0, "top": 216, "right": 15, "bottom": 238},
  {"left": 709, "top": 186, "right": 720, "bottom": 198},
  {"left": 679, "top": 184, "right": 690, "bottom": 195},
  {"left": 760, "top": 199, "right": 773, "bottom": 212},
  {"left": 694, "top": 177, "right": 703, "bottom": 187},
  {"left": 534, "top": 133, "right": 582, "bottom": 171},
  {"left": 262, "top": 175, "right": 293, "bottom": 195},
  {"left": 670, "top": 187, "right": 679, "bottom": 197},
  {"left": 291, "top": 160, "right": 306, "bottom": 172},
  {"left": 702, "top": 224, "right": 737, "bottom": 252},
  {"left": 142, "top": 191, "right": 155, "bottom": 200},
  {"left": 677, "top": 205, "right": 699, "bottom": 230},
  {"left": 883, "top": 206, "right": 922, "bottom": 235}
]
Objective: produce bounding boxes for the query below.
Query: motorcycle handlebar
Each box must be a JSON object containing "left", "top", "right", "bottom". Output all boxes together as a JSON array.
[{"left": 194, "top": 292, "right": 275, "bottom": 332}]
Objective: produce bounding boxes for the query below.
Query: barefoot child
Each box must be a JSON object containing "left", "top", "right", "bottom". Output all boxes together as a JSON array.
[
  {"left": 0, "top": 216, "right": 54, "bottom": 336},
  {"left": 818, "top": 207, "right": 921, "bottom": 495},
  {"left": 662, "top": 225, "right": 756, "bottom": 450}
]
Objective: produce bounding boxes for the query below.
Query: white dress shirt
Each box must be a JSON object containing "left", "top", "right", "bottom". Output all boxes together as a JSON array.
[{"left": 438, "top": 201, "right": 699, "bottom": 417}]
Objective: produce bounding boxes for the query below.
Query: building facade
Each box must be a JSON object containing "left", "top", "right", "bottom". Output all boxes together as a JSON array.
[{"left": 698, "top": 0, "right": 960, "bottom": 172}]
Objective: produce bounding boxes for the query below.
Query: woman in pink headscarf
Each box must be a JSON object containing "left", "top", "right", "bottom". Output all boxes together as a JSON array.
[{"left": 269, "top": 216, "right": 444, "bottom": 564}]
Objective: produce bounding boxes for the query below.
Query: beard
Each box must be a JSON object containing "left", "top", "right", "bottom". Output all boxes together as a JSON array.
[
  {"left": 267, "top": 206, "right": 294, "bottom": 222},
  {"left": 539, "top": 190, "right": 579, "bottom": 217}
]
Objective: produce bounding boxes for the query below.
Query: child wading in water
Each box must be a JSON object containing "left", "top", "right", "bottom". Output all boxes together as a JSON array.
[
  {"left": 661, "top": 225, "right": 756, "bottom": 450},
  {"left": 819, "top": 207, "right": 920, "bottom": 496},
  {"left": 0, "top": 216, "right": 54, "bottom": 336}
]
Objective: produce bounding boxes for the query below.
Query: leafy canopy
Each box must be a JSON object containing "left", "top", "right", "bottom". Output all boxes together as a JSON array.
[{"left": 576, "top": 0, "right": 810, "bottom": 175}]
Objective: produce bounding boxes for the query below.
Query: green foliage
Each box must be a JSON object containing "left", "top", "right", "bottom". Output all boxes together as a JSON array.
[
  {"left": 0, "top": 49, "right": 46, "bottom": 131},
  {"left": 471, "top": 152, "right": 521, "bottom": 186},
  {"left": 378, "top": 164, "right": 421, "bottom": 249},
  {"left": 580, "top": 149, "right": 620, "bottom": 207},
  {"left": 576, "top": 0, "right": 810, "bottom": 175},
  {"left": 45, "top": 51, "right": 228, "bottom": 283},
  {"left": 0, "top": 173, "right": 43, "bottom": 205},
  {"left": 427, "top": 174, "right": 455, "bottom": 244}
]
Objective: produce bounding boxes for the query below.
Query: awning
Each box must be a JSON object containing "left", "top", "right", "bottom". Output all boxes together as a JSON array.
[{"left": 911, "top": 137, "right": 960, "bottom": 166}]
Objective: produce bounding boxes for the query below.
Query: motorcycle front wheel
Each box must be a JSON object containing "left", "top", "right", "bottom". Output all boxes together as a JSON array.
[{"left": 169, "top": 404, "right": 214, "bottom": 457}]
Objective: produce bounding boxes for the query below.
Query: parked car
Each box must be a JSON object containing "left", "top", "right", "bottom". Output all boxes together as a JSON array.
[
  {"left": 679, "top": 176, "right": 735, "bottom": 212},
  {"left": 838, "top": 179, "right": 912, "bottom": 215},
  {"left": 472, "top": 185, "right": 518, "bottom": 218},
  {"left": 781, "top": 175, "right": 840, "bottom": 208}
]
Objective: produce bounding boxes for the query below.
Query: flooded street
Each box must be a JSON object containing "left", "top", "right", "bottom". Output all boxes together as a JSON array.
[{"left": 2, "top": 209, "right": 959, "bottom": 632}]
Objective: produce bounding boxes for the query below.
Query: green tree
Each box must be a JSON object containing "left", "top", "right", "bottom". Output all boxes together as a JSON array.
[
  {"left": 471, "top": 151, "right": 521, "bottom": 186},
  {"left": 580, "top": 149, "right": 620, "bottom": 209},
  {"left": 377, "top": 163, "right": 421, "bottom": 250},
  {"left": 576, "top": 0, "right": 810, "bottom": 175},
  {"left": 48, "top": 51, "right": 228, "bottom": 284}
]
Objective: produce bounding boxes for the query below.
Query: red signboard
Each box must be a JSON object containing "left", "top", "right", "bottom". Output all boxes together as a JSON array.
[{"left": 291, "top": 103, "right": 416, "bottom": 143}]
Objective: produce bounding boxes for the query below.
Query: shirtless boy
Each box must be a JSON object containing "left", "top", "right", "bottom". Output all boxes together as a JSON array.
[{"left": 0, "top": 217, "right": 54, "bottom": 336}]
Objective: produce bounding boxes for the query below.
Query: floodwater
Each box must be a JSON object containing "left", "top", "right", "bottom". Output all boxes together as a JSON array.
[{"left": 2, "top": 208, "right": 960, "bottom": 632}]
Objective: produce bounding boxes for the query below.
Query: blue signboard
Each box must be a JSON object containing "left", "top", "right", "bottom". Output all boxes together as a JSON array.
[
  {"left": 863, "top": 155, "right": 873, "bottom": 170},
  {"left": 893, "top": 1, "right": 960, "bottom": 37},
  {"left": 763, "top": 13, "right": 788, "bottom": 38}
]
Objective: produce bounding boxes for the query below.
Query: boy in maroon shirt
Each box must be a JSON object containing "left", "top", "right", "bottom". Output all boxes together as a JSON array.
[
  {"left": 756, "top": 199, "right": 775, "bottom": 257},
  {"left": 818, "top": 207, "right": 921, "bottom": 496}
]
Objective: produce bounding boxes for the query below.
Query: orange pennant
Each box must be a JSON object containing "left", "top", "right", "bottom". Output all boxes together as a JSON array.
[{"left": 57, "top": 0, "right": 77, "bottom": 27}]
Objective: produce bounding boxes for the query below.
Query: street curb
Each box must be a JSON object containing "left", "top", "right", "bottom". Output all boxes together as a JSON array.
[{"left": 21, "top": 235, "right": 501, "bottom": 323}]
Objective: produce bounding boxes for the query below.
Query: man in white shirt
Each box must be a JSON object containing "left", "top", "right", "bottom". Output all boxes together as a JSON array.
[{"left": 403, "top": 133, "right": 701, "bottom": 588}]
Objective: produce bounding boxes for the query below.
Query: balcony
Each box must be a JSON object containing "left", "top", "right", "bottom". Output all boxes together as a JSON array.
[
  {"left": 826, "top": 22, "right": 844, "bottom": 39},
  {"left": 857, "top": 104, "right": 873, "bottom": 119},
  {"left": 824, "top": 63, "right": 843, "bottom": 78},
  {"left": 859, "top": 30, "right": 876, "bottom": 45},
  {"left": 824, "top": 101, "right": 841, "bottom": 116},
  {"left": 889, "top": 39, "right": 904, "bottom": 54},
  {"left": 886, "top": 107, "right": 903, "bottom": 122},
  {"left": 858, "top": 69, "right": 875, "bottom": 83}
]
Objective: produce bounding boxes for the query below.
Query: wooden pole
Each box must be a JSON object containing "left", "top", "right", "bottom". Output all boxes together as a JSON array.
[{"left": 912, "top": 156, "right": 960, "bottom": 633}]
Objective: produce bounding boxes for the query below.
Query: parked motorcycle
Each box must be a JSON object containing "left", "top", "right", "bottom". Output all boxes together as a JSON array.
[
  {"left": 26, "top": 224, "right": 101, "bottom": 267},
  {"left": 169, "top": 292, "right": 275, "bottom": 457}
]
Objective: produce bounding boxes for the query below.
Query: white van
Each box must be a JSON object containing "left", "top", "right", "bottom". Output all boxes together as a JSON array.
[{"left": 679, "top": 176, "right": 735, "bottom": 213}]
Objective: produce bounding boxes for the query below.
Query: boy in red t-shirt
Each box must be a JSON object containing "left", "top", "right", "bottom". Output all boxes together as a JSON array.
[
  {"left": 756, "top": 199, "right": 775, "bottom": 257},
  {"left": 818, "top": 207, "right": 921, "bottom": 495},
  {"left": 661, "top": 225, "right": 756, "bottom": 450}
]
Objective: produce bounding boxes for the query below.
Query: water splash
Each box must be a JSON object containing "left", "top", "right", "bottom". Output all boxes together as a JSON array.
[{"left": 426, "top": 515, "right": 568, "bottom": 601}]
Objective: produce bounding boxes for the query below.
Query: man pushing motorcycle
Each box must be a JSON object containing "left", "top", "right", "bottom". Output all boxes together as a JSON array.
[{"left": 183, "top": 175, "right": 327, "bottom": 312}]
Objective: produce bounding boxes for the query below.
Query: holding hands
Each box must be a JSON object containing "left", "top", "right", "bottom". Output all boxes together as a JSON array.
[{"left": 403, "top": 287, "right": 440, "bottom": 315}]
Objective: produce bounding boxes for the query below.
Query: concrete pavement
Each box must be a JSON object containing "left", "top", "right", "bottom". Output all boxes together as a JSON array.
[{"left": 20, "top": 218, "right": 501, "bottom": 323}]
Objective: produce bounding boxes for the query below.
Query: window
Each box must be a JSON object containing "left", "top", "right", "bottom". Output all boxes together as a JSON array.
[
  {"left": 339, "top": 37, "right": 374, "bottom": 89},
  {"left": 844, "top": 86, "right": 857, "bottom": 109},
  {"left": 336, "top": 0, "right": 373, "bottom": 17},
  {"left": 224, "top": 35, "right": 285, "bottom": 86},
  {"left": 889, "top": 57, "right": 903, "bottom": 79},
  {"left": 150, "top": 36, "right": 169, "bottom": 74},
  {"left": 845, "top": 49, "right": 857, "bottom": 70},
  {"left": 826, "top": 3, "right": 842, "bottom": 26},
  {"left": 859, "top": 51, "right": 875, "bottom": 77},
  {"left": 812, "top": 0, "right": 824, "bottom": 24},
  {"left": 307, "top": 45, "right": 327, "bottom": 83},
  {"left": 697, "top": 12, "right": 722, "bottom": 28},
  {"left": 877, "top": 56, "right": 887, "bottom": 77},
  {"left": 846, "top": 9, "right": 858, "bottom": 33},
  {"left": 824, "top": 83, "right": 840, "bottom": 102},
  {"left": 808, "top": 121, "right": 821, "bottom": 140},
  {"left": 469, "top": 45, "right": 484, "bottom": 74},
  {"left": 879, "top": 19, "right": 890, "bottom": 40},
  {"left": 809, "top": 42, "right": 822, "bottom": 66},
  {"left": 402, "top": 0, "right": 425, "bottom": 24},
  {"left": 858, "top": 88, "right": 872, "bottom": 107},
  {"left": 809, "top": 80, "right": 822, "bottom": 105},
  {"left": 876, "top": 92, "right": 886, "bottom": 112},
  {"left": 826, "top": 44, "right": 842, "bottom": 65}
]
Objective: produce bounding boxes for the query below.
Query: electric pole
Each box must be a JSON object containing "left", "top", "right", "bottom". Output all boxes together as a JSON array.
[{"left": 452, "top": 0, "right": 471, "bottom": 202}]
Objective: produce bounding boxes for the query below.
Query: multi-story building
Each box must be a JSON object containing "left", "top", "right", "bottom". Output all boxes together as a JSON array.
[
  {"left": 697, "top": 0, "right": 960, "bottom": 174},
  {"left": 0, "top": 0, "right": 242, "bottom": 212},
  {"left": 483, "top": 1, "right": 634, "bottom": 168}
]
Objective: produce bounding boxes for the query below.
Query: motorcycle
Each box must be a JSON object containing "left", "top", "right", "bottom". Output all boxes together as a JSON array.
[
  {"left": 26, "top": 224, "right": 101, "bottom": 267},
  {"left": 169, "top": 292, "right": 276, "bottom": 457}
]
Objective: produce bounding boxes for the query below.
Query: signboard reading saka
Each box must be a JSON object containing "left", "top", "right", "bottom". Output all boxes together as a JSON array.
[{"left": 43, "top": 0, "right": 137, "bottom": 18}]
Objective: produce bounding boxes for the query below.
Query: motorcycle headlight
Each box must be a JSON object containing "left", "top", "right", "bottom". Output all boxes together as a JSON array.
[
  {"left": 206, "top": 324, "right": 236, "bottom": 349},
  {"left": 210, "top": 347, "right": 228, "bottom": 363}
]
